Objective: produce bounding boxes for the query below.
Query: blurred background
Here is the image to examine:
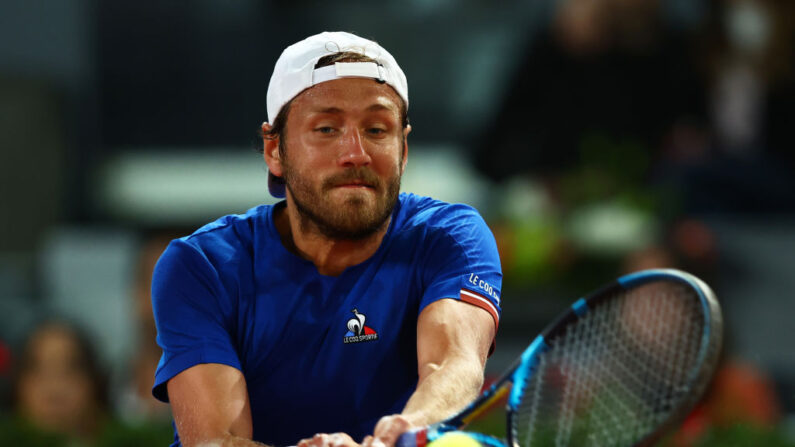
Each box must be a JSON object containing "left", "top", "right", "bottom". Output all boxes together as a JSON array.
[{"left": 1, "top": 0, "right": 794, "bottom": 445}]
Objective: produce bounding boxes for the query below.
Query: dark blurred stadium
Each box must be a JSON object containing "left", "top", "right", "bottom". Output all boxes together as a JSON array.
[{"left": 1, "top": 0, "right": 793, "bottom": 445}]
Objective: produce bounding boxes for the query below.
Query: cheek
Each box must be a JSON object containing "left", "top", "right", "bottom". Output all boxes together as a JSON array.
[
  {"left": 374, "top": 150, "right": 404, "bottom": 175},
  {"left": 17, "top": 375, "right": 43, "bottom": 410},
  {"left": 284, "top": 139, "right": 333, "bottom": 172},
  {"left": 68, "top": 376, "right": 96, "bottom": 409}
]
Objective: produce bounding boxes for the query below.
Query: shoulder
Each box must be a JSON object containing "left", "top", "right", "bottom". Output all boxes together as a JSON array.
[
  {"left": 402, "top": 193, "right": 503, "bottom": 328},
  {"left": 398, "top": 193, "right": 487, "bottom": 232},
  {"left": 155, "top": 204, "right": 276, "bottom": 281},
  {"left": 178, "top": 204, "right": 273, "bottom": 254},
  {"left": 152, "top": 205, "right": 276, "bottom": 310},
  {"left": 396, "top": 193, "right": 493, "bottom": 245}
]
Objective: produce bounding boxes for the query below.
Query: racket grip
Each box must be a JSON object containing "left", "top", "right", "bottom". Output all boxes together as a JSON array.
[{"left": 396, "top": 428, "right": 427, "bottom": 447}]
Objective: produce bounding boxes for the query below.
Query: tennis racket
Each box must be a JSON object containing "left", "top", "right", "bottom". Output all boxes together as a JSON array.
[{"left": 397, "top": 268, "right": 723, "bottom": 447}]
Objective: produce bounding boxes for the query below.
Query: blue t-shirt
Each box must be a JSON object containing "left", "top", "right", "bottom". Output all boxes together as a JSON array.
[{"left": 151, "top": 193, "right": 502, "bottom": 446}]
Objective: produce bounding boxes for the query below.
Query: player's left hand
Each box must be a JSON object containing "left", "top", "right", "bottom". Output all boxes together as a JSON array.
[
  {"left": 298, "top": 432, "right": 359, "bottom": 447},
  {"left": 362, "top": 414, "right": 414, "bottom": 447}
]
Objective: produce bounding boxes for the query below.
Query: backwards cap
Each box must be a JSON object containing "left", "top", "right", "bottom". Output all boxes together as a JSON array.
[{"left": 266, "top": 31, "right": 409, "bottom": 198}]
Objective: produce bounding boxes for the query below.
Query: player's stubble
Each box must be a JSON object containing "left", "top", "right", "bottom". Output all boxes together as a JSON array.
[{"left": 281, "top": 152, "right": 402, "bottom": 241}]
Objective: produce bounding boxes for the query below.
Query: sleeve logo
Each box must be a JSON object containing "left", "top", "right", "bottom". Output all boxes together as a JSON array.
[
  {"left": 343, "top": 308, "right": 379, "bottom": 344},
  {"left": 468, "top": 273, "right": 500, "bottom": 304}
]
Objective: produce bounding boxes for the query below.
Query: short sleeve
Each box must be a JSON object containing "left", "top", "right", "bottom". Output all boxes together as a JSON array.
[
  {"left": 151, "top": 239, "right": 242, "bottom": 402},
  {"left": 419, "top": 206, "right": 503, "bottom": 331}
]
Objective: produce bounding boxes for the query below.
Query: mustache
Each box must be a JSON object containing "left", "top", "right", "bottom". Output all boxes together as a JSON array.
[{"left": 322, "top": 168, "right": 382, "bottom": 190}]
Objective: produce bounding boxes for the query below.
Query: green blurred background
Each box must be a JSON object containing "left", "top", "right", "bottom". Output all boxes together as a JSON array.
[{"left": 1, "top": 0, "right": 794, "bottom": 445}]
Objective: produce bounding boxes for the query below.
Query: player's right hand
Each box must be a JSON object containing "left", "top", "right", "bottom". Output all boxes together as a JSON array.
[
  {"left": 362, "top": 414, "right": 413, "bottom": 447},
  {"left": 297, "top": 432, "right": 359, "bottom": 447}
]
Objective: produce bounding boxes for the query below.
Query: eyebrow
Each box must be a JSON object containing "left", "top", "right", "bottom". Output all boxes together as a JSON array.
[
  {"left": 366, "top": 103, "right": 396, "bottom": 113},
  {"left": 314, "top": 107, "right": 343, "bottom": 114}
]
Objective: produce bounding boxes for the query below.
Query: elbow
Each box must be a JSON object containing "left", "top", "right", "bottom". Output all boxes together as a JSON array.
[{"left": 418, "top": 361, "right": 442, "bottom": 378}]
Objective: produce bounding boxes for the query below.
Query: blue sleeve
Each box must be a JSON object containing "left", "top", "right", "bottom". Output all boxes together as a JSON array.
[
  {"left": 419, "top": 206, "right": 503, "bottom": 330},
  {"left": 151, "top": 239, "right": 242, "bottom": 402}
]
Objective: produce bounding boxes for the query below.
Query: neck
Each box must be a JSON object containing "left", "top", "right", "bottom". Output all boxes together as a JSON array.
[{"left": 274, "top": 202, "right": 390, "bottom": 276}]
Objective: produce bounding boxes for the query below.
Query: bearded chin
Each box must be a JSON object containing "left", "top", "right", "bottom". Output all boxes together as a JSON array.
[{"left": 285, "top": 172, "right": 401, "bottom": 241}]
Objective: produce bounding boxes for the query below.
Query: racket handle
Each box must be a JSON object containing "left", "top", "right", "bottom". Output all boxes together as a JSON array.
[{"left": 396, "top": 428, "right": 427, "bottom": 447}]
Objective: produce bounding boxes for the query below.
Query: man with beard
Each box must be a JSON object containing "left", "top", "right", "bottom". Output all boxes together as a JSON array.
[{"left": 151, "top": 32, "right": 502, "bottom": 447}]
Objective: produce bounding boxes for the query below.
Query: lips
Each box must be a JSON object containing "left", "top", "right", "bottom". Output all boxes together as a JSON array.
[
  {"left": 336, "top": 180, "right": 374, "bottom": 188},
  {"left": 324, "top": 168, "right": 380, "bottom": 191}
]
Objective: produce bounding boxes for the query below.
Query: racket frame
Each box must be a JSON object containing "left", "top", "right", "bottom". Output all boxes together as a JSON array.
[{"left": 397, "top": 269, "right": 722, "bottom": 447}]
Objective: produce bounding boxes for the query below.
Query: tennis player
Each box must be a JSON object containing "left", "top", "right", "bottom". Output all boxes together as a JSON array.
[{"left": 151, "top": 31, "right": 502, "bottom": 447}]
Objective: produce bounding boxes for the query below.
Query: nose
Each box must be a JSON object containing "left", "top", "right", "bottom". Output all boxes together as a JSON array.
[{"left": 337, "top": 128, "right": 371, "bottom": 168}]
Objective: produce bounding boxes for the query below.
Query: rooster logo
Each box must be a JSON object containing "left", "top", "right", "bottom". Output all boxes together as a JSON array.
[{"left": 343, "top": 308, "right": 378, "bottom": 343}]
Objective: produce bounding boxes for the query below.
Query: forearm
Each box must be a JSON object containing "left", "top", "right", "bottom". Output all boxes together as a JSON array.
[
  {"left": 401, "top": 353, "right": 485, "bottom": 426},
  {"left": 221, "top": 435, "right": 269, "bottom": 447},
  {"left": 363, "top": 300, "right": 494, "bottom": 447},
  {"left": 188, "top": 434, "right": 268, "bottom": 447}
]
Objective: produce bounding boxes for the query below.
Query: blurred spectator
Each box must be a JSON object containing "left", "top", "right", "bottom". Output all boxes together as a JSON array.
[
  {"left": 622, "top": 218, "right": 719, "bottom": 279},
  {"left": 475, "top": 0, "right": 706, "bottom": 182},
  {"left": 656, "top": 0, "right": 795, "bottom": 215},
  {"left": 1, "top": 318, "right": 174, "bottom": 446},
  {"left": 8, "top": 320, "right": 109, "bottom": 445},
  {"left": 477, "top": 0, "right": 794, "bottom": 217},
  {"left": 700, "top": 0, "right": 795, "bottom": 160}
]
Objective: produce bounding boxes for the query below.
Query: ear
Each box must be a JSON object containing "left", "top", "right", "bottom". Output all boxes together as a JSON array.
[
  {"left": 400, "top": 125, "right": 411, "bottom": 174},
  {"left": 262, "top": 122, "right": 284, "bottom": 177}
]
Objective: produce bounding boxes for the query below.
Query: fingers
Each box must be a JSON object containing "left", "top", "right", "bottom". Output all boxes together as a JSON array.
[
  {"left": 298, "top": 433, "right": 358, "bottom": 447},
  {"left": 295, "top": 415, "right": 413, "bottom": 447},
  {"left": 296, "top": 433, "right": 325, "bottom": 447},
  {"left": 328, "top": 433, "right": 357, "bottom": 447},
  {"left": 362, "top": 435, "right": 386, "bottom": 447},
  {"left": 371, "top": 414, "right": 413, "bottom": 447},
  {"left": 361, "top": 435, "right": 383, "bottom": 447}
]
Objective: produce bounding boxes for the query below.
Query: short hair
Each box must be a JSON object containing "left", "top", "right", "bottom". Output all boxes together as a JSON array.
[{"left": 260, "top": 51, "right": 409, "bottom": 155}]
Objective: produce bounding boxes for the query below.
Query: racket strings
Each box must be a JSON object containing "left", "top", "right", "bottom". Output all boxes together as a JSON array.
[{"left": 512, "top": 282, "right": 706, "bottom": 447}]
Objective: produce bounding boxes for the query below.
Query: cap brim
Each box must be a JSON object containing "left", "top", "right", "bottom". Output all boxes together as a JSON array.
[{"left": 268, "top": 171, "right": 286, "bottom": 198}]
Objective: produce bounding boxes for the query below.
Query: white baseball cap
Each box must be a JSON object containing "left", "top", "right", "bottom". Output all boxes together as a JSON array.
[{"left": 265, "top": 31, "right": 409, "bottom": 198}]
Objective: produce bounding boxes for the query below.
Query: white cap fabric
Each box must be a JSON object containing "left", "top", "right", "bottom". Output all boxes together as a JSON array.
[
  {"left": 266, "top": 31, "right": 409, "bottom": 198},
  {"left": 267, "top": 31, "right": 409, "bottom": 123}
]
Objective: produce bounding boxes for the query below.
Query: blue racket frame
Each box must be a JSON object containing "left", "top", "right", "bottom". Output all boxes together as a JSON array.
[{"left": 396, "top": 268, "right": 722, "bottom": 447}]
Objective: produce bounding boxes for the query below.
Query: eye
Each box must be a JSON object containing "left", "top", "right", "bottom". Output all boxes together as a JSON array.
[
  {"left": 367, "top": 127, "right": 386, "bottom": 135},
  {"left": 315, "top": 126, "right": 335, "bottom": 134}
]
